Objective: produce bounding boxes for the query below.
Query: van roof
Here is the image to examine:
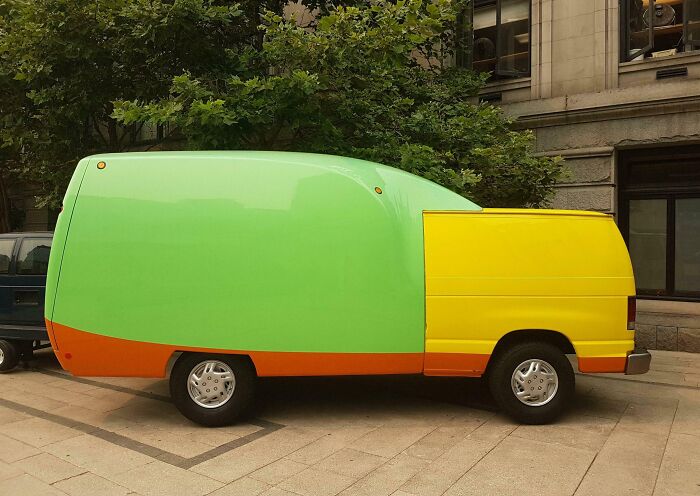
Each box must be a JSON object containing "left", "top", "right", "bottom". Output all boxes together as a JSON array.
[
  {"left": 83, "top": 151, "right": 416, "bottom": 183},
  {"left": 82, "top": 151, "right": 481, "bottom": 210},
  {"left": 0, "top": 232, "right": 53, "bottom": 237},
  {"left": 85, "top": 151, "right": 396, "bottom": 171}
]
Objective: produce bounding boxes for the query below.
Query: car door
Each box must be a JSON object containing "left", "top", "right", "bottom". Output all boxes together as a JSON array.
[
  {"left": 11, "top": 236, "right": 52, "bottom": 326},
  {"left": 0, "top": 237, "right": 18, "bottom": 324}
]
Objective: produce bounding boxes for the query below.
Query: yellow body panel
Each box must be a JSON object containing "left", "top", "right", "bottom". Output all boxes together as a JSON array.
[{"left": 423, "top": 209, "right": 636, "bottom": 365}]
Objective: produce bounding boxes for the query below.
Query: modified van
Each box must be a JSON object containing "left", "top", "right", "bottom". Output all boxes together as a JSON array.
[{"left": 45, "top": 152, "right": 650, "bottom": 426}]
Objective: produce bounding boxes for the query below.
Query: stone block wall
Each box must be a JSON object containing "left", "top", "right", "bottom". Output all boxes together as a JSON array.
[{"left": 635, "top": 304, "right": 700, "bottom": 353}]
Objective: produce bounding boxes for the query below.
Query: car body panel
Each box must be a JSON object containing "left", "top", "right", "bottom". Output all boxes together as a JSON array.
[
  {"left": 0, "top": 232, "right": 53, "bottom": 341},
  {"left": 46, "top": 152, "right": 479, "bottom": 375},
  {"left": 423, "top": 210, "right": 635, "bottom": 375},
  {"left": 0, "top": 236, "right": 18, "bottom": 325}
]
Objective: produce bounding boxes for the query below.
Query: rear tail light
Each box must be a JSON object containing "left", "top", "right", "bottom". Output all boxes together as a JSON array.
[{"left": 627, "top": 296, "right": 636, "bottom": 330}]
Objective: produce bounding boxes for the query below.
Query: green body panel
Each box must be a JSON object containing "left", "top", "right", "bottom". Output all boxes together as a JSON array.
[
  {"left": 47, "top": 152, "right": 479, "bottom": 353},
  {"left": 45, "top": 157, "right": 90, "bottom": 319}
]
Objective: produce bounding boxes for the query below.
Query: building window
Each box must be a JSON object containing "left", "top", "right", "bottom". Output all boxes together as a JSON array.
[
  {"left": 619, "top": 147, "right": 700, "bottom": 300},
  {"left": 622, "top": 0, "right": 700, "bottom": 62},
  {"left": 460, "top": 0, "right": 531, "bottom": 79}
]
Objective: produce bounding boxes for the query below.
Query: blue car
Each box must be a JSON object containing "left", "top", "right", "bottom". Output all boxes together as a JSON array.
[{"left": 0, "top": 232, "right": 52, "bottom": 371}]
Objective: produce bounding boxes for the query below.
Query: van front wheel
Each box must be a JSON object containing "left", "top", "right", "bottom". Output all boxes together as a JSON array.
[
  {"left": 488, "top": 342, "right": 574, "bottom": 424},
  {"left": 169, "top": 354, "right": 256, "bottom": 427}
]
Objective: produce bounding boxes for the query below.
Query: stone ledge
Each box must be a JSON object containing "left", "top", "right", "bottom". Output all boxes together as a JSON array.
[
  {"left": 535, "top": 146, "right": 614, "bottom": 158},
  {"left": 656, "top": 326, "right": 678, "bottom": 351},
  {"left": 678, "top": 328, "right": 700, "bottom": 354},
  {"left": 634, "top": 324, "right": 700, "bottom": 353},
  {"left": 480, "top": 77, "right": 532, "bottom": 93},
  {"left": 503, "top": 79, "right": 700, "bottom": 118},
  {"left": 637, "top": 312, "right": 700, "bottom": 329},
  {"left": 637, "top": 299, "right": 700, "bottom": 316},
  {"left": 635, "top": 324, "right": 657, "bottom": 350},
  {"left": 619, "top": 50, "right": 700, "bottom": 73}
]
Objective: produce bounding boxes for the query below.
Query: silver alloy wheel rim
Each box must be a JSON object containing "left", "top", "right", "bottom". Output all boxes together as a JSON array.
[
  {"left": 0, "top": 348, "right": 4, "bottom": 365},
  {"left": 187, "top": 360, "right": 236, "bottom": 409},
  {"left": 511, "top": 359, "right": 559, "bottom": 407}
]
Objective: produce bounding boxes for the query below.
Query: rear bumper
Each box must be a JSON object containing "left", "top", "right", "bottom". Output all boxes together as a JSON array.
[
  {"left": 578, "top": 346, "right": 651, "bottom": 374},
  {"left": 0, "top": 323, "right": 49, "bottom": 341},
  {"left": 625, "top": 348, "right": 651, "bottom": 375}
]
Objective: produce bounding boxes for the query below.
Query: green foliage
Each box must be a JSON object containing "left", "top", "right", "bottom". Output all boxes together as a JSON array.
[
  {"left": 115, "top": 0, "right": 563, "bottom": 207},
  {"left": 0, "top": 0, "right": 248, "bottom": 207},
  {"left": 2, "top": 0, "right": 563, "bottom": 209}
]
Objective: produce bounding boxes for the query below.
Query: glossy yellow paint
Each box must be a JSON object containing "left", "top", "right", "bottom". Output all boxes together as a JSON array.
[{"left": 423, "top": 209, "right": 636, "bottom": 362}]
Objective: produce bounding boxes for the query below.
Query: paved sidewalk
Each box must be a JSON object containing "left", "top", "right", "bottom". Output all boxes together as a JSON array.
[{"left": 0, "top": 350, "right": 698, "bottom": 496}]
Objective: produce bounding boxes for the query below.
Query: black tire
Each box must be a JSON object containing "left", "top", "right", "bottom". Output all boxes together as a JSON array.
[
  {"left": 169, "top": 353, "right": 256, "bottom": 427},
  {"left": 0, "top": 340, "right": 20, "bottom": 372},
  {"left": 487, "top": 342, "right": 574, "bottom": 424}
]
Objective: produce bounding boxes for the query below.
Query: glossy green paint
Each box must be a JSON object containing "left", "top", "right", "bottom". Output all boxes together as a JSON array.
[
  {"left": 45, "top": 157, "right": 89, "bottom": 320},
  {"left": 46, "top": 152, "right": 479, "bottom": 353}
]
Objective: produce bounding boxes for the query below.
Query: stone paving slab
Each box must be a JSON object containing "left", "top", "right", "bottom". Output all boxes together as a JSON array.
[{"left": 0, "top": 349, "right": 697, "bottom": 496}]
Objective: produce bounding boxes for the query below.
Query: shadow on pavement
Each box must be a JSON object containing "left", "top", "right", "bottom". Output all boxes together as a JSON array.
[
  {"left": 254, "top": 374, "right": 498, "bottom": 419},
  {"left": 28, "top": 348, "right": 500, "bottom": 419}
]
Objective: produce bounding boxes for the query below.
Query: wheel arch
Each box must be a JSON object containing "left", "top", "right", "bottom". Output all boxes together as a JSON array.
[
  {"left": 486, "top": 329, "right": 575, "bottom": 374},
  {"left": 168, "top": 350, "right": 258, "bottom": 378}
]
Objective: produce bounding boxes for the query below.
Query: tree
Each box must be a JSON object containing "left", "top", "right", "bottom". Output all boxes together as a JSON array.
[
  {"left": 115, "top": 0, "right": 563, "bottom": 207},
  {"left": 0, "top": 0, "right": 253, "bottom": 208},
  {"left": 1, "top": 0, "right": 563, "bottom": 212}
]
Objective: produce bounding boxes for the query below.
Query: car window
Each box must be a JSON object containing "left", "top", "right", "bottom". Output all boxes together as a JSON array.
[
  {"left": 0, "top": 239, "right": 14, "bottom": 274},
  {"left": 16, "top": 238, "right": 52, "bottom": 275}
]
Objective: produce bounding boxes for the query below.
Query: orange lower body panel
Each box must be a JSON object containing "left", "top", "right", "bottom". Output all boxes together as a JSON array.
[
  {"left": 423, "top": 352, "right": 490, "bottom": 377},
  {"left": 46, "top": 321, "right": 429, "bottom": 377},
  {"left": 48, "top": 321, "right": 623, "bottom": 378},
  {"left": 577, "top": 356, "right": 627, "bottom": 373},
  {"left": 46, "top": 321, "right": 495, "bottom": 378},
  {"left": 48, "top": 321, "right": 178, "bottom": 377}
]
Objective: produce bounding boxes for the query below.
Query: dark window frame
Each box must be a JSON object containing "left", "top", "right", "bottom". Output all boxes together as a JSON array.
[
  {"left": 462, "top": 0, "right": 532, "bottom": 79},
  {"left": 0, "top": 238, "right": 17, "bottom": 275},
  {"left": 687, "top": 0, "right": 700, "bottom": 48},
  {"left": 621, "top": 0, "right": 698, "bottom": 62},
  {"left": 619, "top": 147, "right": 700, "bottom": 301}
]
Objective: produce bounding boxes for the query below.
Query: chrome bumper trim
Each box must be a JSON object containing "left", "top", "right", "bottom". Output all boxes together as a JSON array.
[{"left": 625, "top": 349, "right": 651, "bottom": 375}]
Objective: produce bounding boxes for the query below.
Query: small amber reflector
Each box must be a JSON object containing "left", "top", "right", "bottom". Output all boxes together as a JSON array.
[
  {"left": 97, "top": 161, "right": 106, "bottom": 169},
  {"left": 374, "top": 187, "right": 383, "bottom": 194}
]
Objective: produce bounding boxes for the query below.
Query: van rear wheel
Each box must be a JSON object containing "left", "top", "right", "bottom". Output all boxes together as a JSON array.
[
  {"left": 0, "top": 340, "right": 20, "bottom": 372},
  {"left": 487, "top": 342, "right": 574, "bottom": 424},
  {"left": 170, "top": 354, "right": 256, "bottom": 427}
]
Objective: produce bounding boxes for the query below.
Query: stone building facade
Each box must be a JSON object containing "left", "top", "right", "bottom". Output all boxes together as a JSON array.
[{"left": 466, "top": 0, "right": 700, "bottom": 351}]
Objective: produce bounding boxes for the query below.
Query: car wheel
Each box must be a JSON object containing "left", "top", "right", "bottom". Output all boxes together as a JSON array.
[
  {"left": 0, "top": 340, "right": 20, "bottom": 372},
  {"left": 487, "top": 342, "right": 574, "bottom": 424},
  {"left": 169, "top": 353, "right": 256, "bottom": 427}
]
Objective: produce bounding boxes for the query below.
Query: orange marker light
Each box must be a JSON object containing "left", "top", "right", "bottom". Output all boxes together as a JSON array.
[
  {"left": 374, "top": 187, "right": 383, "bottom": 194},
  {"left": 97, "top": 161, "right": 106, "bottom": 170}
]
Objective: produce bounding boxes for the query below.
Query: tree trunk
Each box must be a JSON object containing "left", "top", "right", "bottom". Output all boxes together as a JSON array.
[
  {"left": 0, "top": 171, "right": 12, "bottom": 233},
  {"left": 107, "top": 119, "right": 119, "bottom": 151}
]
